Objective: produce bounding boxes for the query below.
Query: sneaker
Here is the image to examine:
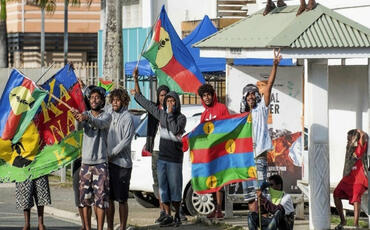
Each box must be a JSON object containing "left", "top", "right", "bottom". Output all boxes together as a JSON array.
[
  {"left": 155, "top": 211, "right": 166, "bottom": 224},
  {"left": 159, "top": 215, "right": 173, "bottom": 227},
  {"left": 215, "top": 210, "right": 224, "bottom": 219},
  {"left": 174, "top": 216, "right": 182, "bottom": 227},
  {"left": 207, "top": 210, "right": 216, "bottom": 219}
]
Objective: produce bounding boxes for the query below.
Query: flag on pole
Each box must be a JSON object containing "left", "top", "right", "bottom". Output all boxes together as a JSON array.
[
  {"left": 98, "top": 78, "right": 113, "bottom": 94},
  {"left": 143, "top": 5, "right": 205, "bottom": 94},
  {"left": 0, "top": 64, "right": 85, "bottom": 182},
  {"left": 0, "top": 70, "right": 47, "bottom": 144},
  {"left": 189, "top": 113, "right": 256, "bottom": 194}
]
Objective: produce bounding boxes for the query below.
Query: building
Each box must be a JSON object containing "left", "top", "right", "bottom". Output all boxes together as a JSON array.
[{"left": 6, "top": 0, "right": 100, "bottom": 67}]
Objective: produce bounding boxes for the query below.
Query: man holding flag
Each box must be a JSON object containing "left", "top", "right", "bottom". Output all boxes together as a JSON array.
[{"left": 197, "top": 84, "right": 230, "bottom": 219}]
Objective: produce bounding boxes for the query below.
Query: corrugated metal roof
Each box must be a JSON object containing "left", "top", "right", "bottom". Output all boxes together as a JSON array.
[{"left": 195, "top": 4, "right": 370, "bottom": 49}]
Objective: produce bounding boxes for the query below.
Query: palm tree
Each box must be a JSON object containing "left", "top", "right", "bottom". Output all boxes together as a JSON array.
[
  {"left": 103, "top": 0, "right": 123, "bottom": 87},
  {"left": 0, "top": 0, "right": 8, "bottom": 68}
]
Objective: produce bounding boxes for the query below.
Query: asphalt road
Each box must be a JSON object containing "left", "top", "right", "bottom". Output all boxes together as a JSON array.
[{"left": 0, "top": 185, "right": 80, "bottom": 230}]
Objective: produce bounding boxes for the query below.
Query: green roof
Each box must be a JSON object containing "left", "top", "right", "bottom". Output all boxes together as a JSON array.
[{"left": 195, "top": 4, "right": 370, "bottom": 49}]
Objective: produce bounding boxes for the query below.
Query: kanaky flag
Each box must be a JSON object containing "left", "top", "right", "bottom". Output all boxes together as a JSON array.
[
  {"left": 189, "top": 113, "right": 256, "bottom": 194},
  {"left": 143, "top": 6, "right": 205, "bottom": 94},
  {"left": 98, "top": 78, "right": 113, "bottom": 94},
  {"left": 0, "top": 70, "right": 47, "bottom": 144}
]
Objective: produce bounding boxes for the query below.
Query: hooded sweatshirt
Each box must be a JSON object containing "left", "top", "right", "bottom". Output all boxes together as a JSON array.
[
  {"left": 134, "top": 91, "right": 186, "bottom": 163},
  {"left": 200, "top": 92, "right": 230, "bottom": 123},
  {"left": 145, "top": 85, "right": 169, "bottom": 153},
  {"left": 106, "top": 104, "right": 135, "bottom": 168}
]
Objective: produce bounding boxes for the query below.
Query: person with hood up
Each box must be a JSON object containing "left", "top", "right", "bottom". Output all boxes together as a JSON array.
[
  {"left": 197, "top": 84, "right": 230, "bottom": 219},
  {"left": 131, "top": 68, "right": 186, "bottom": 227},
  {"left": 145, "top": 84, "right": 170, "bottom": 223}
]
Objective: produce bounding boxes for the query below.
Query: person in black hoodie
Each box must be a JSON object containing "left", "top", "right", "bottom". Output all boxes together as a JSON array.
[
  {"left": 131, "top": 68, "right": 186, "bottom": 227},
  {"left": 146, "top": 84, "right": 169, "bottom": 223}
]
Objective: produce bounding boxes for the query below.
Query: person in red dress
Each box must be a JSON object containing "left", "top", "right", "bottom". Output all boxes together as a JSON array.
[{"left": 334, "top": 129, "right": 368, "bottom": 229}]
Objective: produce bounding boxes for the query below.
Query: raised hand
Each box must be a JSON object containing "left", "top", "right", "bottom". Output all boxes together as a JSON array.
[{"left": 273, "top": 48, "right": 282, "bottom": 66}]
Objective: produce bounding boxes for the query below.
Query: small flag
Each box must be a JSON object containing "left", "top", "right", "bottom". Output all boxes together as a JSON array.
[
  {"left": 189, "top": 113, "right": 256, "bottom": 194},
  {"left": 143, "top": 6, "right": 205, "bottom": 94},
  {"left": 0, "top": 70, "right": 47, "bottom": 144},
  {"left": 98, "top": 78, "right": 113, "bottom": 94}
]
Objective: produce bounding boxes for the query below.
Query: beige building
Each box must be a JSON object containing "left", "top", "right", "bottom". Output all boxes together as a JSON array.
[{"left": 6, "top": 0, "right": 101, "bottom": 67}]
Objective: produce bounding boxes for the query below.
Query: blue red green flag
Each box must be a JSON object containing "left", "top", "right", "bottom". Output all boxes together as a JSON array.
[
  {"left": 189, "top": 113, "right": 256, "bottom": 194},
  {"left": 143, "top": 5, "right": 205, "bottom": 95},
  {"left": 0, "top": 70, "right": 47, "bottom": 144}
]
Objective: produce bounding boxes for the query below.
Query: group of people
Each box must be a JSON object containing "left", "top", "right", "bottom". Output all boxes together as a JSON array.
[{"left": 14, "top": 48, "right": 368, "bottom": 230}]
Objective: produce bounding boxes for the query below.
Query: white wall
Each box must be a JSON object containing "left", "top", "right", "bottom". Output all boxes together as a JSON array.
[{"left": 328, "top": 65, "right": 368, "bottom": 183}]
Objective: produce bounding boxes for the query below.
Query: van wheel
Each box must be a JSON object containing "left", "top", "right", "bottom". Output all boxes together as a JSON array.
[
  {"left": 133, "top": 191, "right": 159, "bottom": 208},
  {"left": 184, "top": 186, "right": 215, "bottom": 216}
]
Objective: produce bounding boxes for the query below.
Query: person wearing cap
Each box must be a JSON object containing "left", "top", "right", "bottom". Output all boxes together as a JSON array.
[
  {"left": 240, "top": 49, "right": 281, "bottom": 190},
  {"left": 72, "top": 86, "right": 112, "bottom": 230}
]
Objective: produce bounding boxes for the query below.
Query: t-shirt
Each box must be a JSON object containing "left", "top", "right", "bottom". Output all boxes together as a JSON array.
[
  {"left": 251, "top": 97, "right": 273, "bottom": 158},
  {"left": 280, "top": 193, "right": 295, "bottom": 215}
]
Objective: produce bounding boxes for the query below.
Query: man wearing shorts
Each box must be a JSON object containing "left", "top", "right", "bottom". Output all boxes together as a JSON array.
[
  {"left": 72, "top": 86, "right": 112, "bottom": 230},
  {"left": 15, "top": 175, "right": 51, "bottom": 230},
  {"left": 106, "top": 88, "right": 135, "bottom": 230}
]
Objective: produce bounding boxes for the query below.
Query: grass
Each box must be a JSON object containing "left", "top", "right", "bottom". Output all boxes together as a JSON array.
[{"left": 331, "top": 216, "right": 368, "bottom": 228}]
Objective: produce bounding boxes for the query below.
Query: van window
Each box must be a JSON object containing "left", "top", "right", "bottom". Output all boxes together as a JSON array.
[{"left": 135, "top": 115, "right": 148, "bottom": 137}]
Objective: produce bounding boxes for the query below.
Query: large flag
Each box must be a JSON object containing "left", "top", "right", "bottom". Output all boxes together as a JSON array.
[
  {"left": 0, "top": 64, "right": 86, "bottom": 182},
  {"left": 143, "top": 6, "right": 205, "bottom": 94},
  {"left": 189, "top": 113, "right": 256, "bottom": 194},
  {"left": 0, "top": 70, "right": 47, "bottom": 144}
]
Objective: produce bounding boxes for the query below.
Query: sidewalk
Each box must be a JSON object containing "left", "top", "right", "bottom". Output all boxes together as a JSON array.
[{"left": 45, "top": 182, "right": 312, "bottom": 229}]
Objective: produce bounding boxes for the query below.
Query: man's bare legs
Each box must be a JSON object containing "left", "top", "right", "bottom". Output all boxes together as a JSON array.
[
  {"left": 107, "top": 200, "right": 115, "bottom": 230},
  {"left": 216, "top": 191, "right": 223, "bottom": 213},
  {"left": 23, "top": 209, "right": 31, "bottom": 230},
  {"left": 297, "top": 0, "right": 317, "bottom": 16},
  {"left": 82, "top": 206, "right": 92, "bottom": 230},
  {"left": 95, "top": 207, "right": 105, "bottom": 230},
  {"left": 263, "top": 0, "right": 286, "bottom": 16},
  {"left": 37, "top": 206, "right": 45, "bottom": 230},
  {"left": 78, "top": 207, "right": 90, "bottom": 230},
  {"left": 119, "top": 202, "right": 129, "bottom": 230}
]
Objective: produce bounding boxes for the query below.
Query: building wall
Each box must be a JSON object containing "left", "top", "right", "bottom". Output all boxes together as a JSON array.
[
  {"left": 6, "top": 0, "right": 101, "bottom": 33},
  {"left": 328, "top": 65, "right": 368, "bottom": 183}
]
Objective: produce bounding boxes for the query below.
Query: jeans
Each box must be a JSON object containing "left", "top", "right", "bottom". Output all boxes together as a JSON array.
[
  {"left": 247, "top": 210, "right": 285, "bottom": 230},
  {"left": 242, "top": 157, "right": 268, "bottom": 193},
  {"left": 157, "top": 159, "right": 183, "bottom": 203}
]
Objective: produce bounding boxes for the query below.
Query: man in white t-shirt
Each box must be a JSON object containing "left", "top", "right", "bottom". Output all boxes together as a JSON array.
[
  {"left": 241, "top": 49, "right": 282, "bottom": 189},
  {"left": 248, "top": 174, "right": 295, "bottom": 230}
]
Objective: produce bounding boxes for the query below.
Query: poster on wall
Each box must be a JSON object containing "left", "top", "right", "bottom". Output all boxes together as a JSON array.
[{"left": 226, "top": 66, "right": 303, "bottom": 194}]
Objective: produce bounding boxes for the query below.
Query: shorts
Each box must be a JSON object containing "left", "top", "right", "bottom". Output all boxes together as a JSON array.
[
  {"left": 109, "top": 163, "right": 132, "bottom": 203},
  {"left": 73, "top": 158, "right": 82, "bottom": 207},
  {"left": 157, "top": 159, "right": 182, "bottom": 203},
  {"left": 79, "top": 163, "right": 109, "bottom": 208},
  {"left": 15, "top": 175, "right": 51, "bottom": 210},
  {"left": 334, "top": 180, "right": 367, "bottom": 204}
]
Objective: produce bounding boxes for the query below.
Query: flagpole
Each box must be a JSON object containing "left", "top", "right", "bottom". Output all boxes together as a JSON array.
[
  {"left": 36, "top": 62, "right": 55, "bottom": 84},
  {"left": 39, "top": 86, "right": 73, "bottom": 110},
  {"left": 135, "top": 15, "right": 159, "bottom": 70}
]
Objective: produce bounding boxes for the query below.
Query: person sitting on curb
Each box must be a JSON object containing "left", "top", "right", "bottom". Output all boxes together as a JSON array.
[{"left": 248, "top": 174, "right": 295, "bottom": 230}]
